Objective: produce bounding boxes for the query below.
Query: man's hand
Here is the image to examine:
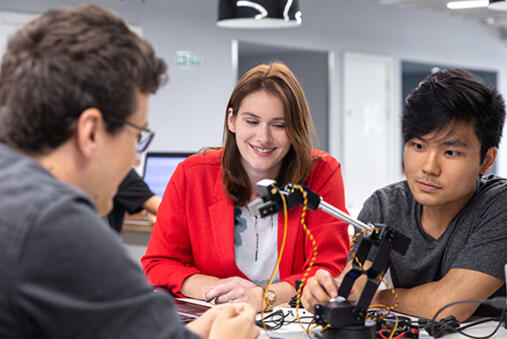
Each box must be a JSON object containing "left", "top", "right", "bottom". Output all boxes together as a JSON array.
[
  {"left": 204, "top": 277, "right": 264, "bottom": 311},
  {"left": 302, "top": 261, "right": 364, "bottom": 313},
  {"left": 187, "top": 303, "right": 259, "bottom": 339},
  {"left": 209, "top": 303, "right": 259, "bottom": 339},
  {"left": 186, "top": 304, "right": 223, "bottom": 338},
  {"left": 302, "top": 269, "right": 339, "bottom": 312}
]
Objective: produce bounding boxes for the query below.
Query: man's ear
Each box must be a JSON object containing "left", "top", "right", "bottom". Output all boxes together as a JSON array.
[
  {"left": 227, "top": 108, "right": 236, "bottom": 133},
  {"left": 480, "top": 147, "right": 498, "bottom": 175},
  {"left": 75, "top": 108, "right": 103, "bottom": 158}
]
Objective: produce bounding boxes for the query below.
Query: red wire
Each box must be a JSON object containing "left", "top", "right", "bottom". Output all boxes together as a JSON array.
[{"left": 379, "top": 329, "right": 407, "bottom": 339}]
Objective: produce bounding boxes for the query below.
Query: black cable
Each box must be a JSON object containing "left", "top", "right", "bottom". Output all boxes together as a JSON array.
[
  {"left": 419, "top": 315, "right": 498, "bottom": 335},
  {"left": 255, "top": 309, "right": 314, "bottom": 331},
  {"left": 459, "top": 317, "right": 497, "bottom": 331},
  {"left": 255, "top": 309, "right": 287, "bottom": 330},
  {"left": 455, "top": 310, "right": 505, "bottom": 339},
  {"left": 430, "top": 297, "right": 507, "bottom": 339}
]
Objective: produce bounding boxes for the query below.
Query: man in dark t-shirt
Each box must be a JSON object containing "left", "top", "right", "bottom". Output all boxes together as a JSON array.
[
  {"left": 108, "top": 169, "right": 160, "bottom": 233},
  {"left": 302, "top": 69, "right": 506, "bottom": 322}
]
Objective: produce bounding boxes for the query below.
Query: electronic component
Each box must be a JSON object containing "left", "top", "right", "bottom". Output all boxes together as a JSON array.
[{"left": 249, "top": 180, "right": 411, "bottom": 339}]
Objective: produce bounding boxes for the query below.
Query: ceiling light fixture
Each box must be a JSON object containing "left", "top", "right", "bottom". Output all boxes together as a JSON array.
[
  {"left": 447, "top": 0, "right": 488, "bottom": 9},
  {"left": 489, "top": 0, "right": 507, "bottom": 11},
  {"left": 217, "top": 0, "right": 302, "bottom": 29}
]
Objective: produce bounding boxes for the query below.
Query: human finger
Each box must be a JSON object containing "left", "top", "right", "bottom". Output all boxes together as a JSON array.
[
  {"left": 204, "top": 282, "right": 234, "bottom": 302},
  {"left": 209, "top": 303, "right": 258, "bottom": 339},
  {"left": 224, "top": 276, "right": 256, "bottom": 289},
  {"left": 302, "top": 270, "right": 337, "bottom": 311},
  {"left": 232, "top": 304, "right": 259, "bottom": 339},
  {"left": 315, "top": 269, "right": 339, "bottom": 299},
  {"left": 214, "top": 291, "right": 238, "bottom": 304},
  {"left": 307, "top": 270, "right": 337, "bottom": 301}
]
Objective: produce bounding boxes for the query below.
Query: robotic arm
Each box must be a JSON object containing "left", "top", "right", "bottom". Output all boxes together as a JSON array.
[{"left": 248, "top": 179, "right": 411, "bottom": 339}]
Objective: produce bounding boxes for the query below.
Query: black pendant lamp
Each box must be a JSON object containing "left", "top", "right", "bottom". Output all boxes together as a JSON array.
[
  {"left": 490, "top": 0, "right": 507, "bottom": 10},
  {"left": 217, "top": 0, "right": 302, "bottom": 29}
]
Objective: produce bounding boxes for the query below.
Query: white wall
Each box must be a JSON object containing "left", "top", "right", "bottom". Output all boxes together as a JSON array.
[{"left": 1, "top": 0, "right": 507, "bottom": 206}]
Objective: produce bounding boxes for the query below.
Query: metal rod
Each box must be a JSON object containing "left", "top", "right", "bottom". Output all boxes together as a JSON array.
[{"left": 318, "top": 200, "right": 371, "bottom": 231}]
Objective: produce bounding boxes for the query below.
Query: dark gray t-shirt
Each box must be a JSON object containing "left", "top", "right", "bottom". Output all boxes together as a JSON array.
[
  {"left": 0, "top": 143, "right": 201, "bottom": 339},
  {"left": 354, "top": 176, "right": 506, "bottom": 312}
]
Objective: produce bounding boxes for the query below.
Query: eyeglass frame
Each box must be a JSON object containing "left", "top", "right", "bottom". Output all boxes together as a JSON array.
[{"left": 105, "top": 114, "right": 155, "bottom": 153}]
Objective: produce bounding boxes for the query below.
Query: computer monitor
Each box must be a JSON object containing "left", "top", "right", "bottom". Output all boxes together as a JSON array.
[{"left": 142, "top": 152, "right": 193, "bottom": 198}]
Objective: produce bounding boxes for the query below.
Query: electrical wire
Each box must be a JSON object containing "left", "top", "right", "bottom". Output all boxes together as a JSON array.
[
  {"left": 429, "top": 297, "right": 506, "bottom": 339},
  {"left": 349, "top": 226, "right": 401, "bottom": 312},
  {"left": 255, "top": 309, "right": 314, "bottom": 330},
  {"left": 459, "top": 317, "right": 499, "bottom": 331},
  {"left": 389, "top": 313, "right": 399, "bottom": 339},
  {"left": 256, "top": 187, "right": 506, "bottom": 339},
  {"left": 259, "top": 189, "right": 288, "bottom": 338},
  {"left": 296, "top": 320, "right": 320, "bottom": 339},
  {"left": 258, "top": 184, "right": 319, "bottom": 338},
  {"left": 290, "top": 185, "right": 319, "bottom": 335}
]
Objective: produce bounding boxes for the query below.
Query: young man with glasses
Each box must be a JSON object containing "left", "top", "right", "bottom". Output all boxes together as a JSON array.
[{"left": 0, "top": 4, "right": 258, "bottom": 339}]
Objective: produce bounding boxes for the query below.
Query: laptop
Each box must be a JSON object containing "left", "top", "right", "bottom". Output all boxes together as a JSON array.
[
  {"left": 173, "top": 298, "right": 211, "bottom": 323},
  {"left": 142, "top": 152, "right": 193, "bottom": 198}
]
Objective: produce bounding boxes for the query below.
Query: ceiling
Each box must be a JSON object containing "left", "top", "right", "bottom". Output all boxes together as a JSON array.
[{"left": 375, "top": 0, "right": 507, "bottom": 42}]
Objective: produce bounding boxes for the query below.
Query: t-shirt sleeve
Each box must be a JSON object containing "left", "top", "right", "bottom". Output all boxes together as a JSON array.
[
  {"left": 13, "top": 193, "right": 200, "bottom": 339},
  {"left": 451, "top": 189, "right": 507, "bottom": 281},
  {"left": 114, "top": 169, "right": 155, "bottom": 214}
]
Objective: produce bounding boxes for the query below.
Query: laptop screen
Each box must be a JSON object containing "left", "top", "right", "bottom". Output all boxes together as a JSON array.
[{"left": 142, "top": 152, "right": 193, "bottom": 198}]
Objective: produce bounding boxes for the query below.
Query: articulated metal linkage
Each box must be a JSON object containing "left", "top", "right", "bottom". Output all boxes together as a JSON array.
[{"left": 248, "top": 178, "right": 372, "bottom": 231}]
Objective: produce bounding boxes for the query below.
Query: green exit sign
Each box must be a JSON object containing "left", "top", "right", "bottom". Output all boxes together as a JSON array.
[{"left": 175, "top": 51, "right": 202, "bottom": 69}]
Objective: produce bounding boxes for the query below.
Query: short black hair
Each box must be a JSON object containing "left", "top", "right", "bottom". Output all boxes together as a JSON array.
[
  {"left": 0, "top": 4, "right": 167, "bottom": 154},
  {"left": 402, "top": 68, "right": 505, "bottom": 162}
]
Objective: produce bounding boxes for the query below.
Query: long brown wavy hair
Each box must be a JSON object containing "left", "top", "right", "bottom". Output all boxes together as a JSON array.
[{"left": 222, "top": 62, "right": 318, "bottom": 206}]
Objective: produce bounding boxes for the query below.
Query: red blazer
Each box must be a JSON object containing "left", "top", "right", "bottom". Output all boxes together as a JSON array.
[{"left": 142, "top": 149, "right": 350, "bottom": 295}]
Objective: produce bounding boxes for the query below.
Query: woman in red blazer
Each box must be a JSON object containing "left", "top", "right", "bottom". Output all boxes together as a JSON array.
[{"left": 142, "top": 62, "right": 350, "bottom": 312}]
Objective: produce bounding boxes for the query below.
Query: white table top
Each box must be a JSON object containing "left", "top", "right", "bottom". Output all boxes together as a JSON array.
[
  {"left": 257, "top": 305, "right": 507, "bottom": 339},
  {"left": 175, "top": 298, "right": 507, "bottom": 339}
]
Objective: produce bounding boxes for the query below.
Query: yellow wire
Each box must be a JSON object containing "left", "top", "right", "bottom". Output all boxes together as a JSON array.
[
  {"left": 297, "top": 320, "right": 321, "bottom": 339},
  {"left": 388, "top": 313, "right": 398, "bottom": 339},
  {"left": 367, "top": 305, "right": 390, "bottom": 322},
  {"left": 260, "top": 190, "right": 288, "bottom": 338},
  {"left": 258, "top": 186, "right": 397, "bottom": 337},
  {"left": 349, "top": 227, "right": 401, "bottom": 312},
  {"left": 320, "top": 323, "right": 331, "bottom": 333},
  {"left": 291, "top": 185, "right": 319, "bottom": 336},
  {"left": 259, "top": 185, "right": 318, "bottom": 338}
]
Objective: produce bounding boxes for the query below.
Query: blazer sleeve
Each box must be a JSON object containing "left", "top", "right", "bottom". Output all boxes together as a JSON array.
[
  {"left": 141, "top": 163, "right": 200, "bottom": 295},
  {"left": 280, "top": 154, "right": 350, "bottom": 286}
]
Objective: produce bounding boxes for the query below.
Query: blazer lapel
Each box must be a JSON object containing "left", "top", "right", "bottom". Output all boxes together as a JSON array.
[
  {"left": 208, "top": 173, "right": 245, "bottom": 278},
  {"left": 277, "top": 206, "right": 301, "bottom": 279}
]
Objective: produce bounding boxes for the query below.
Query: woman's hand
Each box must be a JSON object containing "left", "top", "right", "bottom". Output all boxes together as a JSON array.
[{"left": 204, "top": 276, "right": 264, "bottom": 312}]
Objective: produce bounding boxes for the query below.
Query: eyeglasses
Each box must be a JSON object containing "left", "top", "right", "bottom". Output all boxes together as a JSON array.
[{"left": 106, "top": 115, "right": 155, "bottom": 153}]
